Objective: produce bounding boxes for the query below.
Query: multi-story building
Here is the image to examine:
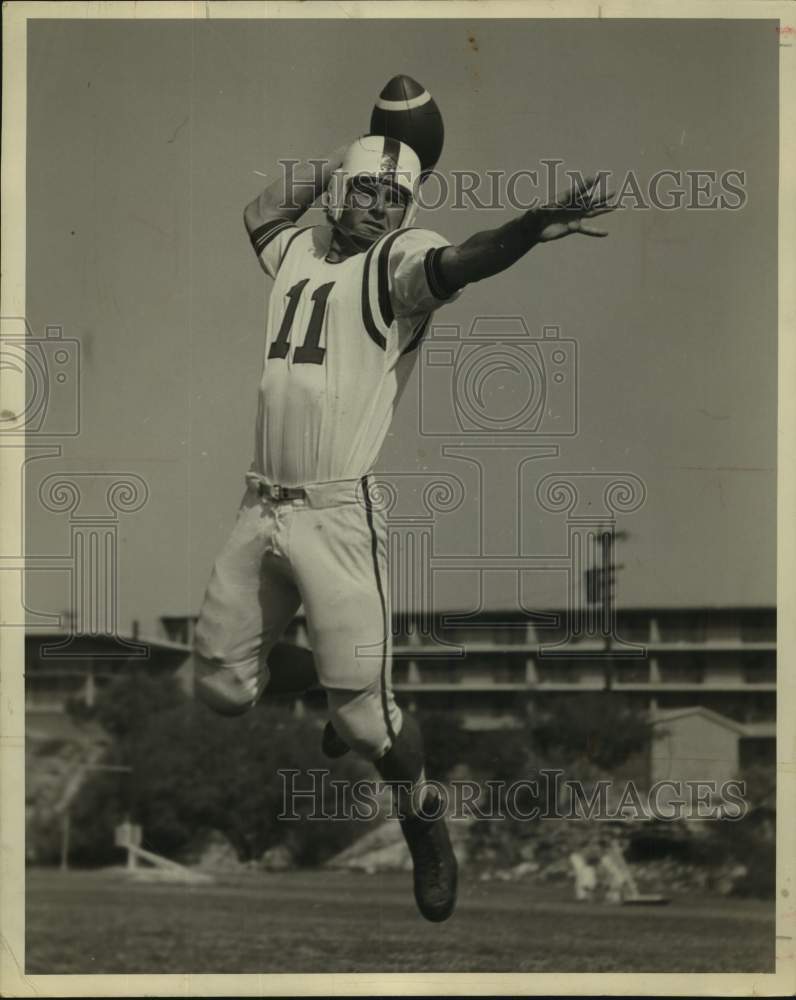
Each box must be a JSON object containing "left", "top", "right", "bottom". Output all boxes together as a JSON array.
[{"left": 25, "top": 605, "right": 775, "bottom": 771}]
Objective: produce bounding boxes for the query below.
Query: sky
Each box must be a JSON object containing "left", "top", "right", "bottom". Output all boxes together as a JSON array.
[{"left": 24, "top": 17, "right": 778, "bottom": 636}]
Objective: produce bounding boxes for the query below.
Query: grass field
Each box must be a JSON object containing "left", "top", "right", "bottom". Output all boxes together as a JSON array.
[{"left": 26, "top": 868, "right": 774, "bottom": 974}]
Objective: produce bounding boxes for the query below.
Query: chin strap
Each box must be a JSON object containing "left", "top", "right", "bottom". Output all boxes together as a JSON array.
[{"left": 331, "top": 223, "right": 380, "bottom": 256}]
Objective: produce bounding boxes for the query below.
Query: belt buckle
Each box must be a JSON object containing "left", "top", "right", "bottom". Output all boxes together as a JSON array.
[{"left": 261, "top": 483, "right": 303, "bottom": 502}]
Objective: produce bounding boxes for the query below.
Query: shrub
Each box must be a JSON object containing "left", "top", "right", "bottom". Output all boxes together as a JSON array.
[
  {"left": 66, "top": 673, "right": 374, "bottom": 867},
  {"left": 529, "top": 692, "right": 653, "bottom": 772}
]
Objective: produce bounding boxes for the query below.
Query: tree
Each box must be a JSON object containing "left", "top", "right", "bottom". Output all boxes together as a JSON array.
[
  {"left": 529, "top": 692, "right": 653, "bottom": 772},
  {"left": 416, "top": 711, "right": 472, "bottom": 780},
  {"left": 89, "top": 670, "right": 186, "bottom": 741},
  {"left": 68, "top": 673, "right": 374, "bottom": 866}
]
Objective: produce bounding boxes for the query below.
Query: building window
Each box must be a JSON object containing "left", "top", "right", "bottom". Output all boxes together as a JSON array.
[
  {"left": 742, "top": 654, "right": 776, "bottom": 685},
  {"left": 25, "top": 674, "right": 84, "bottom": 710},
  {"left": 740, "top": 612, "right": 776, "bottom": 644},
  {"left": 657, "top": 612, "right": 707, "bottom": 644},
  {"left": 615, "top": 615, "right": 650, "bottom": 642},
  {"left": 615, "top": 660, "right": 650, "bottom": 684},
  {"left": 657, "top": 655, "right": 705, "bottom": 684}
]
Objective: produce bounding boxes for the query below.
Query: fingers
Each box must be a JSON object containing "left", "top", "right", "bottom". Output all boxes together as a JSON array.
[
  {"left": 582, "top": 201, "right": 619, "bottom": 218},
  {"left": 574, "top": 223, "right": 610, "bottom": 238},
  {"left": 556, "top": 175, "right": 601, "bottom": 208},
  {"left": 587, "top": 189, "right": 616, "bottom": 207},
  {"left": 537, "top": 184, "right": 619, "bottom": 239},
  {"left": 537, "top": 218, "right": 611, "bottom": 241},
  {"left": 560, "top": 176, "right": 619, "bottom": 207}
]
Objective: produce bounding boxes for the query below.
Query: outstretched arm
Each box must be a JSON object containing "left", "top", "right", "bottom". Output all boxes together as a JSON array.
[
  {"left": 243, "top": 144, "right": 349, "bottom": 235},
  {"left": 437, "top": 176, "right": 617, "bottom": 292}
]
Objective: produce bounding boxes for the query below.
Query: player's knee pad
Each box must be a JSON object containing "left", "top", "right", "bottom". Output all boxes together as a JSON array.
[
  {"left": 327, "top": 683, "right": 403, "bottom": 762},
  {"left": 193, "top": 651, "right": 264, "bottom": 716}
]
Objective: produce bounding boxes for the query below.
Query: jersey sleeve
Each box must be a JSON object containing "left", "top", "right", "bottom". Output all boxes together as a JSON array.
[
  {"left": 248, "top": 218, "right": 301, "bottom": 279},
  {"left": 360, "top": 228, "right": 463, "bottom": 357},
  {"left": 387, "top": 228, "right": 463, "bottom": 319}
]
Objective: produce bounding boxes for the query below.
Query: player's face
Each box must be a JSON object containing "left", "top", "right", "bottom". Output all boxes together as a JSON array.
[{"left": 338, "top": 175, "right": 409, "bottom": 242}]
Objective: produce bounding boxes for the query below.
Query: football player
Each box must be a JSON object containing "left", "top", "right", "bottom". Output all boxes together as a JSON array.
[{"left": 194, "top": 134, "right": 615, "bottom": 922}]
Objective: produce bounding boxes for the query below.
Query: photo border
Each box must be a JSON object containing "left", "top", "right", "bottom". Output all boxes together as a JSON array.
[{"left": 1, "top": 1, "right": 793, "bottom": 995}]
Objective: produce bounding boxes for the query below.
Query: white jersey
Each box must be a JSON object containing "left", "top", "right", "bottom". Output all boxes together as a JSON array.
[{"left": 249, "top": 220, "right": 461, "bottom": 486}]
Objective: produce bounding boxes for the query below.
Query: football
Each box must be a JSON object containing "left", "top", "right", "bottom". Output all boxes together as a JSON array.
[{"left": 370, "top": 75, "right": 444, "bottom": 179}]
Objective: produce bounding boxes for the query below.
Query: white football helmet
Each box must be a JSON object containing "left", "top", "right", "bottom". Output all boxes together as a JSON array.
[{"left": 326, "top": 134, "right": 421, "bottom": 228}]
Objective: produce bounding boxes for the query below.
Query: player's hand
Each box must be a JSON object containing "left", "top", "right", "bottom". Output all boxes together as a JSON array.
[{"left": 532, "top": 176, "right": 618, "bottom": 242}]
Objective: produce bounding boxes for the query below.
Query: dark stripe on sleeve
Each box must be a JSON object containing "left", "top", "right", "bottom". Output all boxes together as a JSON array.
[
  {"left": 249, "top": 218, "right": 293, "bottom": 257},
  {"left": 361, "top": 475, "right": 397, "bottom": 747},
  {"left": 376, "top": 228, "right": 412, "bottom": 329},
  {"left": 361, "top": 240, "right": 386, "bottom": 350},
  {"left": 424, "top": 245, "right": 458, "bottom": 301},
  {"left": 401, "top": 313, "right": 432, "bottom": 356}
]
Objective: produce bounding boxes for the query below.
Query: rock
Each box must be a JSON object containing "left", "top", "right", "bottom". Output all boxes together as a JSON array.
[
  {"left": 325, "top": 800, "right": 473, "bottom": 873},
  {"left": 192, "top": 830, "right": 242, "bottom": 871},
  {"left": 518, "top": 842, "right": 537, "bottom": 862},
  {"left": 260, "top": 844, "right": 294, "bottom": 871}
]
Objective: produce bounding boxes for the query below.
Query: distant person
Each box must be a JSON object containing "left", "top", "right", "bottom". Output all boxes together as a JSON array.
[{"left": 570, "top": 850, "right": 599, "bottom": 901}]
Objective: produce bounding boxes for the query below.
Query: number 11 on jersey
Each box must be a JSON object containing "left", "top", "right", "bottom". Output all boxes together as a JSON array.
[{"left": 269, "top": 280, "right": 335, "bottom": 365}]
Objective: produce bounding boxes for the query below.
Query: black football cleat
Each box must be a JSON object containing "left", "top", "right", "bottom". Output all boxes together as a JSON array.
[
  {"left": 400, "top": 792, "right": 458, "bottom": 922},
  {"left": 321, "top": 720, "right": 350, "bottom": 759}
]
